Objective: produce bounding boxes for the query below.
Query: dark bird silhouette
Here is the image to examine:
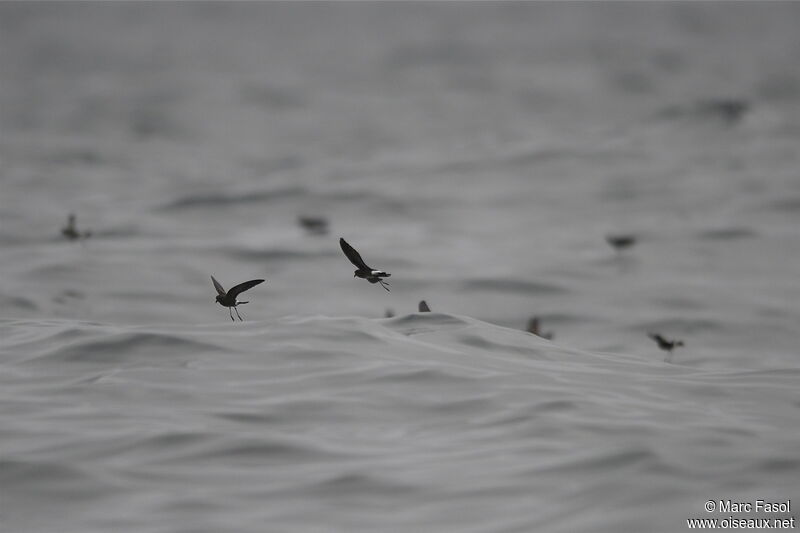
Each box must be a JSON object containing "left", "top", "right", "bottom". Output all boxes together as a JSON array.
[
  {"left": 298, "top": 215, "right": 329, "bottom": 235},
  {"left": 697, "top": 98, "right": 749, "bottom": 125},
  {"left": 606, "top": 234, "right": 636, "bottom": 252},
  {"left": 526, "top": 317, "right": 553, "bottom": 340},
  {"left": 418, "top": 300, "right": 431, "bottom": 312},
  {"left": 61, "top": 214, "right": 92, "bottom": 241},
  {"left": 648, "top": 332, "right": 684, "bottom": 352},
  {"left": 211, "top": 276, "right": 265, "bottom": 321},
  {"left": 339, "top": 238, "right": 390, "bottom": 291}
]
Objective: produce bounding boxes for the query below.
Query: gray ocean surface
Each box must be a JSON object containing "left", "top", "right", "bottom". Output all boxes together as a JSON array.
[{"left": 1, "top": 3, "right": 799, "bottom": 532}]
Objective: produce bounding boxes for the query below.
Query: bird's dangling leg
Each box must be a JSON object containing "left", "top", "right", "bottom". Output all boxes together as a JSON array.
[
  {"left": 229, "top": 308, "right": 235, "bottom": 321},
  {"left": 235, "top": 307, "right": 243, "bottom": 321}
]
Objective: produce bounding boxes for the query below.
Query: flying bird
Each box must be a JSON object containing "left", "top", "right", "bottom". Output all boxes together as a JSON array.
[
  {"left": 418, "top": 300, "right": 431, "bottom": 312},
  {"left": 647, "top": 332, "right": 684, "bottom": 352},
  {"left": 298, "top": 215, "right": 329, "bottom": 235},
  {"left": 605, "top": 234, "right": 636, "bottom": 252},
  {"left": 61, "top": 213, "right": 92, "bottom": 241},
  {"left": 339, "top": 238, "right": 390, "bottom": 291},
  {"left": 697, "top": 98, "right": 749, "bottom": 125},
  {"left": 211, "top": 275, "right": 265, "bottom": 321},
  {"left": 526, "top": 317, "right": 553, "bottom": 340}
]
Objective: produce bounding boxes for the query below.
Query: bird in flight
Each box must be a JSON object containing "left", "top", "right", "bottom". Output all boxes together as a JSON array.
[
  {"left": 298, "top": 215, "right": 329, "bottom": 235},
  {"left": 418, "top": 300, "right": 431, "bottom": 312},
  {"left": 211, "top": 276, "right": 265, "bottom": 321},
  {"left": 339, "top": 238, "right": 390, "bottom": 291},
  {"left": 526, "top": 317, "right": 554, "bottom": 340},
  {"left": 62, "top": 213, "right": 92, "bottom": 241},
  {"left": 605, "top": 234, "right": 636, "bottom": 252},
  {"left": 647, "top": 332, "right": 684, "bottom": 352}
]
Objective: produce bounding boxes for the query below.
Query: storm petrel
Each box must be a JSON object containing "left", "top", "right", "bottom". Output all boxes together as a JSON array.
[
  {"left": 61, "top": 214, "right": 92, "bottom": 241},
  {"left": 606, "top": 234, "right": 636, "bottom": 252},
  {"left": 339, "top": 238, "right": 390, "bottom": 291},
  {"left": 526, "top": 317, "right": 553, "bottom": 340},
  {"left": 298, "top": 215, "right": 329, "bottom": 235},
  {"left": 418, "top": 300, "right": 431, "bottom": 312},
  {"left": 648, "top": 332, "right": 684, "bottom": 352},
  {"left": 211, "top": 275, "right": 265, "bottom": 321}
]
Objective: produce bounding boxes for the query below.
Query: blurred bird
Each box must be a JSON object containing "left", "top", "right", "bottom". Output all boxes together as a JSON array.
[
  {"left": 526, "top": 317, "right": 553, "bottom": 340},
  {"left": 697, "top": 98, "right": 749, "bottom": 125},
  {"left": 211, "top": 276, "right": 265, "bottom": 321},
  {"left": 605, "top": 234, "right": 636, "bottom": 252},
  {"left": 648, "top": 332, "right": 684, "bottom": 352},
  {"left": 384, "top": 308, "right": 395, "bottom": 318},
  {"left": 61, "top": 213, "right": 92, "bottom": 241},
  {"left": 418, "top": 300, "right": 431, "bottom": 312},
  {"left": 298, "top": 215, "right": 329, "bottom": 235},
  {"left": 339, "top": 238, "right": 390, "bottom": 291}
]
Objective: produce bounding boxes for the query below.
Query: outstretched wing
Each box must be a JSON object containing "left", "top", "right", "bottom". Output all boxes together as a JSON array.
[
  {"left": 647, "top": 332, "right": 665, "bottom": 343},
  {"left": 228, "top": 279, "right": 265, "bottom": 298},
  {"left": 211, "top": 275, "right": 226, "bottom": 296},
  {"left": 340, "top": 238, "right": 371, "bottom": 270},
  {"left": 418, "top": 300, "right": 431, "bottom": 312}
]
